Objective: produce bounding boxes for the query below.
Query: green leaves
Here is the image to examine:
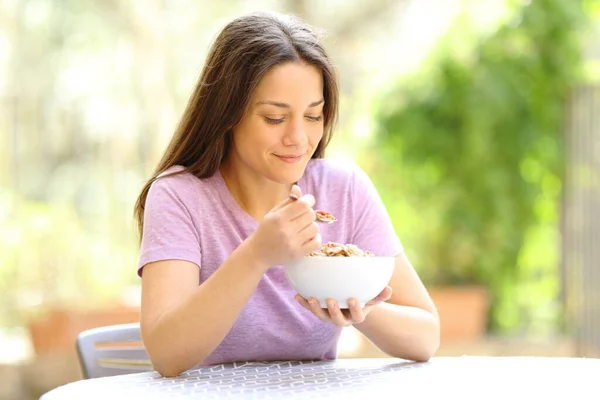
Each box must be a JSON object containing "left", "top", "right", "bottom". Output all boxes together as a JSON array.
[{"left": 372, "top": 0, "right": 585, "bottom": 333}]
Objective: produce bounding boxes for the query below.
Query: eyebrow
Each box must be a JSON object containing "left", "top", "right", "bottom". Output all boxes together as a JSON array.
[{"left": 255, "top": 99, "right": 325, "bottom": 109}]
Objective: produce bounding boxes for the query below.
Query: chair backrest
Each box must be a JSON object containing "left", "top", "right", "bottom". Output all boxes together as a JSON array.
[{"left": 76, "top": 322, "right": 153, "bottom": 379}]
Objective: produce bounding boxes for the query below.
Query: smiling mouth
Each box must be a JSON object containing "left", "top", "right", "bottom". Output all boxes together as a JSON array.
[{"left": 274, "top": 154, "right": 304, "bottom": 163}]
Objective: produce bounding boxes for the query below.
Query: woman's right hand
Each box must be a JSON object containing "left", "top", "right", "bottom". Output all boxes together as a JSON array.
[{"left": 247, "top": 185, "right": 321, "bottom": 269}]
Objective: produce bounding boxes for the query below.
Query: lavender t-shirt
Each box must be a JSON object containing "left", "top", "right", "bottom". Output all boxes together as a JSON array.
[{"left": 137, "top": 158, "right": 403, "bottom": 366}]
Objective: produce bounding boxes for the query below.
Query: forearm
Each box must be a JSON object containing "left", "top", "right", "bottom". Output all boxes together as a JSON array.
[
  {"left": 144, "top": 241, "right": 267, "bottom": 376},
  {"left": 353, "top": 303, "right": 440, "bottom": 362}
]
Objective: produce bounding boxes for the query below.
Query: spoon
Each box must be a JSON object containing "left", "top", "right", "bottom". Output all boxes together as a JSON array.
[{"left": 289, "top": 194, "right": 337, "bottom": 224}]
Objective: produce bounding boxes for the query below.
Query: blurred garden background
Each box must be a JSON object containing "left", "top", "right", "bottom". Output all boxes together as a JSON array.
[{"left": 1, "top": 0, "right": 600, "bottom": 398}]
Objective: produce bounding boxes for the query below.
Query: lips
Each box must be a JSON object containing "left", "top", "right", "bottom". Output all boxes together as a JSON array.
[{"left": 274, "top": 154, "right": 304, "bottom": 164}]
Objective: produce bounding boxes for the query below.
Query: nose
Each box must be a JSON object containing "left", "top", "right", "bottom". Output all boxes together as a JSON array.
[{"left": 282, "top": 117, "right": 307, "bottom": 147}]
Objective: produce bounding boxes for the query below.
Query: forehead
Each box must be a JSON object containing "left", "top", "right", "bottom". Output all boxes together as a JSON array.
[{"left": 252, "top": 62, "right": 323, "bottom": 104}]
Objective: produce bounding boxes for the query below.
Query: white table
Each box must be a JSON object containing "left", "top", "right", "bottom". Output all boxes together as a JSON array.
[{"left": 40, "top": 356, "right": 600, "bottom": 399}]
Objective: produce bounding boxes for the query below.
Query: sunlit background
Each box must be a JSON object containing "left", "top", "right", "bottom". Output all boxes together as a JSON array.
[{"left": 1, "top": 0, "right": 600, "bottom": 398}]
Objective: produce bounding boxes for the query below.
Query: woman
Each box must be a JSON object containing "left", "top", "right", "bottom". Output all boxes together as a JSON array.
[{"left": 134, "top": 11, "right": 439, "bottom": 377}]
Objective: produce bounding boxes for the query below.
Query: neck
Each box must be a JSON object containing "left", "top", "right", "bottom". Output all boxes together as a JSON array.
[{"left": 220, "top": 158, "right": 293, "bottom": 221}]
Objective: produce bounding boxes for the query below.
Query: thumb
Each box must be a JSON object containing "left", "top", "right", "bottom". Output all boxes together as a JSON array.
[
  {"left": 272, "top": 184, "right": 303, "bottom": 211},
  {"left": 289, "top": 184, "right": 302, "bottom": 200},
  {"left": 367, "top": 286, "right": 392, "bottom": 306}
]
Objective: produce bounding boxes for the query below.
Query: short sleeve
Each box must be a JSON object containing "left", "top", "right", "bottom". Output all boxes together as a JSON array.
[
  {"left": 350, "top": 165, "right": 404, "bottom": 257},
  {"left": 137, "top": 173, "right": 202, "bottom": 277}
]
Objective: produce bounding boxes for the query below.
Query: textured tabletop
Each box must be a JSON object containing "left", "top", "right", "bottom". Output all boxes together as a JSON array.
[{"left": 40, "top": 356, "right": 600, "bottom": 399}]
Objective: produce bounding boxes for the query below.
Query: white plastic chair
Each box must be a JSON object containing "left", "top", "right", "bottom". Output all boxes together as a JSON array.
[{"left": 76, "top": 323, "right": 153, "bottom": 378}]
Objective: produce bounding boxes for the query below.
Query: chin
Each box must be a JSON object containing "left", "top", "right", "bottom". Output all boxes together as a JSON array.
[
  {"left": 269, "top": 167, "right": 306, "bottom": 184},
  {"left": 274, "top": 171, "right": 304, "bottom": 184},
  {"left": 267, "top": 158, "right": 309, "bottom": 183}
]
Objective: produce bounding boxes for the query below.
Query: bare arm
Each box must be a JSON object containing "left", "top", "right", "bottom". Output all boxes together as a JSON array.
[
  {"left": 141, "top": 240, "right": 267, "bottom": 377},
  {"left": 140, "top": 186, "right": 319, "bottom": 377},
  {"left": 353, "top": 252, "right": 440, "bottom": 361}
]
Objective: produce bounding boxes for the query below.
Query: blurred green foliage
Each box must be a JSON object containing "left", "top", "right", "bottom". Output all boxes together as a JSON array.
[
  {"left": 0, "top": 186, "right": 140, "bottom": 328},
  {"left": 370, "top": 0, "right": 586, "bottom": 334}
]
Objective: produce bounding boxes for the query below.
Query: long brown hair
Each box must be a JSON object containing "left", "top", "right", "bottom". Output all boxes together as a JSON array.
[{"left": 134, "top": 11, "right": 339, "bottom": 237}]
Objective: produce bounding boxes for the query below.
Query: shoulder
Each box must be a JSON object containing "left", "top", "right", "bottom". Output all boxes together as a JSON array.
[
  {"left": 146, "top": 165, "right": 208, "bottom": 209},
  {"left": 154, "top": 165, "right": 195, "bottom": 187},
  {"left": 148, "top": 165, "right": 194, "bottom": 198}
]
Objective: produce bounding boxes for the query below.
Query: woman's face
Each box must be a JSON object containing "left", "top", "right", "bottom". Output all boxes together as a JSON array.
[{"left": 229, "top": 61, "right": 325, "bottom": 184}]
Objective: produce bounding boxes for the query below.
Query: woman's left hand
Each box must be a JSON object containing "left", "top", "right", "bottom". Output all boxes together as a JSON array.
[{"left": 294, "top": 286, "right": 392, "bottom": 327}]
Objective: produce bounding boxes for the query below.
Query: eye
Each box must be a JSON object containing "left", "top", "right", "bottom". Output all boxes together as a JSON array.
[
  {"left": 264, "top": 116, "right": 285, "bottom": 125},
  {"left": 306, "top": 115, "right": 323, "bottom": 122}
]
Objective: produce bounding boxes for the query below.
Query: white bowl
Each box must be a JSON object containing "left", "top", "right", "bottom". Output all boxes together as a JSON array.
[{"left": 283, "top": 256, "right": 395, "bottom": 309}]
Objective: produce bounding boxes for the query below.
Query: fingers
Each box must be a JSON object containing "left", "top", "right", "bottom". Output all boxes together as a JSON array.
[
  {"left": 297, "top": 219, "right": 319, "bottom": 242},
  {"left": 300, "top": 232, "right": 321, "bottom": 255},
  {"left": 365, "top": 286, "right": 393, "bottom": 307},
  {"left": 289, "top": 199, "right": 317, "bottom": 240},
  {"left": 295, "top": 295, "right": 358, "bottom": 327},
  {"left": 282, "top": 194, "right": 315, "bottom": 220},
  {"left": 326, "top": 299, "right": 350, "bottom": 327},
  {"left": 283, "top": 196, "right": 319, "bottom": 241},
  {"left": 272, "top": 185, "right": 303, "bottom": 212},
  {"left": 307, "top": 297, "right": 331, "bottom": 322},
  {"left": 347, "top": 298, "right": 366, "bottom": 324},
  {"left": 295, "top": 294, "right": 311, "bottom": 310},
  {"left": 292, "top": 207, "right": 317, "bottom": 229},
  {"left": 272, "top": 184, "right": 317, "bottom": 229},
  {"left": 289, "top": 184, "right": 302, "bottom": 199}
]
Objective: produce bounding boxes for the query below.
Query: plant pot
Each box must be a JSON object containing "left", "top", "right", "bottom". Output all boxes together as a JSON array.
[
  {"left": 428, "top": 285, "right": 489, "bottom": 343},
  {"left": 27, "top": 306, "right": 140, "bottom": 356}
]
